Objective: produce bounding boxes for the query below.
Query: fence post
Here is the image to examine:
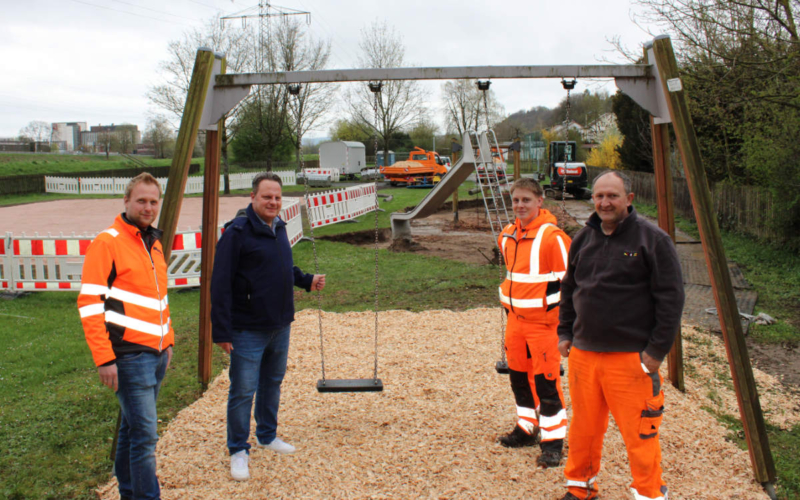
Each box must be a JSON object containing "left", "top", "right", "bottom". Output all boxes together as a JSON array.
[{"left": 652, "top": 34, "right": 776, "bottom": 487}]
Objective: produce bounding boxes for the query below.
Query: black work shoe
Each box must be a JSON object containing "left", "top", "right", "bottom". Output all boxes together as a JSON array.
[
  {"left": 536, "top": 449, "right": 562, "bottom": 468},
  {"left": 559, "top": 493, "right": 583, "bottom": 500},
  {"left": 497, "top": 425, "right": 539, "bottom": 448}
]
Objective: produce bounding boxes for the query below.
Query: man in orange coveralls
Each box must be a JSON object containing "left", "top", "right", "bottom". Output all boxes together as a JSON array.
[
  {"left": 557, "top": 170, "right": 684, "bottom": 500},
  {"left": 497, "top": 177, "right": 571, "bottom": 468}
]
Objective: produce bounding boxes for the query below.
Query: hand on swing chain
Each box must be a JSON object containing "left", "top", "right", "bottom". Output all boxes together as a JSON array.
[{"left": 312, "top": 274, "right": 326, "bottom": 291}]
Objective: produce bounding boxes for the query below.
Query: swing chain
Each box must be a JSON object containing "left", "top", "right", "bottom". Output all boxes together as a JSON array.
[
  {"left": 477, "top": 80, "right": 491, "bottom": 131},
  {"left": 297, "top": 89, "right": 327, "bottom": 383},
  {"left": 370, "top": 82, "right": 382, "bottom": 381},
  {"left": 560, "top": 79, "right": 575, "bottom": 214}
]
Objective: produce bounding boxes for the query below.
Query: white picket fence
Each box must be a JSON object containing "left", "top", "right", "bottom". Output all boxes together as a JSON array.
[
  {"left": 44, "top": 171, "right": 297, "bottom": 195},
  {"left": 0, "top": 198, "right": 304, "bottom": 292}
]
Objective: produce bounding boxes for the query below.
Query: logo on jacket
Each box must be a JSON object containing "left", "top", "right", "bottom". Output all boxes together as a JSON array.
[{"left": 623, "top": 251, "right": 639, "bottom": 257}]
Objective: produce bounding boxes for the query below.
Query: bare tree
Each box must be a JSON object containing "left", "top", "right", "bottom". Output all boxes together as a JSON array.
[
  {"left": 441, "top": 80, "right": 504, "bottom": 137},
  {"left": 275, "top": 19, "right": 337, "bottom": 165},
  {"left": 19, "top": 121, "right": 52, "bottom": 152},
  {"left": 144, "top": 116, "right": 175, "bottom": 159},
  {"left": 116, "top": 124, "right": 138, "bottom": 154},
  {"left": 147, "top": 14, "right": 254, "bottom": 191},
  {"left": 345, "top": 20, "right": 430, "bottom": 153},
  {"left": 96, "top": 131, "right": 119, "bottom": 160}
]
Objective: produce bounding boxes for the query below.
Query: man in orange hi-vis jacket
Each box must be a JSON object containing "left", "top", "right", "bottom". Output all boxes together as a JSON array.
[
  {"left": 497, "top": 177, "right": 571, "bottom": 468},
  {"left": 78, "top": 172, "right": 174, "bottom": 500},
  {"left": 557, "top": 170, "right": 684, "bottom": 500}
]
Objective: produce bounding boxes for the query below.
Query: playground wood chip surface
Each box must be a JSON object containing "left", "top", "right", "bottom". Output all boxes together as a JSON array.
[{"left": 98, "top": 309, "right": 774, "bottom": 500}]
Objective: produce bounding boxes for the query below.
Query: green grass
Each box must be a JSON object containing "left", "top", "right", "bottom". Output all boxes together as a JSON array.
[
  {"left": 635, "top": 202, "right": 800, "bottom": 344},
  {"left": 0, "top": 290, "right": 227, "bottom": 499},
  {"left": 709, "top": 411, "right": 800, "bottom": 499},
  {"left": 0, "top": 153, "right": 174, "bottom": 177}
]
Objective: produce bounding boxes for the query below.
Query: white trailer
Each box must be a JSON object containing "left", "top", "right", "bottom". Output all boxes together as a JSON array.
[{"left": 319, "top": 141, "right": 366, "bottom": 179}]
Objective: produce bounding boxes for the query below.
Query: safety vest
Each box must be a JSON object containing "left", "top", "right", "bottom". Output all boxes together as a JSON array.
[
  {"left": 78, "top": 214, "right": 174, "bottom": 367},
  {"left": 498, "top": 212, "right": 570, "bottom": 321}
]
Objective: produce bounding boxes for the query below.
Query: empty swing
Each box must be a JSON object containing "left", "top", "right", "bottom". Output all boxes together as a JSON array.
[{"left": 295, "top": 82, "right": 384, "bottom": 393}]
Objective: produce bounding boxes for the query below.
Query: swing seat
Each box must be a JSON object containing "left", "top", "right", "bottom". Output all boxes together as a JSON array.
[
  {"left": 317, "top": 378, "right": 384, "bottom": 393},
  {"left": 495, "top": 361, "right": 510, "bottom": 374}
]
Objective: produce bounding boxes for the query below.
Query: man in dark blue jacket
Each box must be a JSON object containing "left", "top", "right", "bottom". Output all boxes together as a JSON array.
[{"left": 211, "top": 172, "right": 325, "bottom": 482}]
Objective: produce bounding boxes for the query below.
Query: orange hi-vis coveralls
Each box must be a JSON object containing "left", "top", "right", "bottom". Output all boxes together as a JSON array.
[
  {"left": 498, "top": 209, "right": 571, "bottom": 453},
  {"left": 558, "top": 207, "right": 684, "bottom": 500},
  {"left": 78, "top": 214, "right": 174, "bottom": 366}
]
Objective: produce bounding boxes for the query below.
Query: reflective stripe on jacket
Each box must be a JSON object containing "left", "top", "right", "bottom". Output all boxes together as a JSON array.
[
  {"left": 498, "top": 209, "right": 571, "bottom": 322},
  {"left": 78, "top": 214, "right": 174, "bottom": 366}
]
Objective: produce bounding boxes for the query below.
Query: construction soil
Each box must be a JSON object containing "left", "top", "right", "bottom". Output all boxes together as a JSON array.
[{"left": 96, "top": 309, "right": 793, "bottom": 499}]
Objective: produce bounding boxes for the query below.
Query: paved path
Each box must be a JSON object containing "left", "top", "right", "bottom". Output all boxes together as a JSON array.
[{"left": 0, "top": 196, "right": 254, "bottom": 236}]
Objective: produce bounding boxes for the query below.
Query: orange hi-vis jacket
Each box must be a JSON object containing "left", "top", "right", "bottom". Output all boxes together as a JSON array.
[
  {"left": 78, "top": 214, "right": 174, "bottom": 367},
  {"left": 498, "top": 209, "right": 571, "bottom": 323}
]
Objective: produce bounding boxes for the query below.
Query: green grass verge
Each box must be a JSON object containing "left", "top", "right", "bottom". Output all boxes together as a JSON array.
[
  {"left": 635, "top": 202, "right": 800, "bottom": 344},
  {"left": 0, "top": 153, "right": 174, "bottom": 177},
  {"left": 0, "top": 290, "right": 227, "bottom": 499}
]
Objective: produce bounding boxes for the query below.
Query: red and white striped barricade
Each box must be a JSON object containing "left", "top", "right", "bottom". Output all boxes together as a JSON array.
[
  {"left": 281, "top": 198, "right": 303, "bottom": 247},
  {"left": 167, "top": 229, "right": 205, "bottom": 288},
  {"left": 305, "top": 183, "right": 379, "bottom": 229},
  {"left": 9, "top": 233, "right": 92, "bottom": 290},
  {"left": 1, "top": 233, "right": 13, "bottom": 291}
]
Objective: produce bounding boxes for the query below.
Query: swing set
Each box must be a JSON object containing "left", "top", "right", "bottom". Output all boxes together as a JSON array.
[{"left": 153, "top": 35, "right": 776, "bottom": 495}]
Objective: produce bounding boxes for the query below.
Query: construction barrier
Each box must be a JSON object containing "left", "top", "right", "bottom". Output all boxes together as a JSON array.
[
  {"left": 0, "top": 198, "right": 304, "bottom": 292},
  {"left": 305, "top": 183, "right": 379, "bottom": 229},
  {"left": 43, "top": 171, "right": 297, "bottom": 196},
  {"left": 301, "top": 168, "right": 340, "bottom": 183}
]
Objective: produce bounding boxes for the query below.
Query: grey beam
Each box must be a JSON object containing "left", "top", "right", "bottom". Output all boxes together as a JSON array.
[{"left": 215, "top": 65, "right": 651, "bottom": 86}]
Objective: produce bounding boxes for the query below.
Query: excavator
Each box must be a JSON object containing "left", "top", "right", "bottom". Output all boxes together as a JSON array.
[{"left": 379, "top": 147, "right": 449, "bottom": 187}]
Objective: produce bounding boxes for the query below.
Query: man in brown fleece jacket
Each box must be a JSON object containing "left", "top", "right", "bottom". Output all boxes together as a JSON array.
[{"left": 556, "top": 170, "right": 685, "bottom": 500}]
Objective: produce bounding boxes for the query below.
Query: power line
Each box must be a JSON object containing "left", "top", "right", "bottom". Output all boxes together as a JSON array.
[
  {"left": 109, "top": 0, "right": 202, "bottom": 22},
  {"left": 66, "top": 0, "right": 195, "bottom": 27},
  {"left": 184, "top": 0, "right": 227, "bottom": 10}
]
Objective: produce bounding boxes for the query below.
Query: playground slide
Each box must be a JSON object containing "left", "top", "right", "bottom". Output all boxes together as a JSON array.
[{"left": 390, "top": 154, "right": 476, "bottom": 239}]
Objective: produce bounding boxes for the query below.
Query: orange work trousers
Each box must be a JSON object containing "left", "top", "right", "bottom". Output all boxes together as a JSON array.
[
  {"left": 564, "top": 347, "right": 667, "bottom": 500},
  {"left": 505, "top": 313, "right": 566, "bottom": 446}
]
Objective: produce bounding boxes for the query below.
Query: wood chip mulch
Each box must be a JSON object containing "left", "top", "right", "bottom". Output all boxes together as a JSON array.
[{"left": 98, "top": 309, "right": 774, "bottom": 499}]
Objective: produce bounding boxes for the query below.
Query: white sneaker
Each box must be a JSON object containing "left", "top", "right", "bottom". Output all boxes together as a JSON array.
[
  {"left": 230, "top": 450, "right": 250, "bottom": 481},
  {"left": 257, "top": 436, "right": 296, "bottom": 454}
]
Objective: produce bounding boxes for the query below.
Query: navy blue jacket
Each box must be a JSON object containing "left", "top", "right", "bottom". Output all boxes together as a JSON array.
[{"left": 211, "top": 204, "right": 314, "bottom": 343}]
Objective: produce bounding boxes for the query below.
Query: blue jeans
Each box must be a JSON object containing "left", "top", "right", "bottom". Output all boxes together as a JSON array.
[
  {"left": 227, "top": 326, "right": 291, "bottom": 455},
  {"left": 115, "top": 350, "right": 169, "bottom": 500}
]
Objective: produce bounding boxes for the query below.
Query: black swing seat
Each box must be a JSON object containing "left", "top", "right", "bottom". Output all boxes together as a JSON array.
[
  {"left": 495, "top": 361, "right": 510, "bottom": 374},
  {"left": 317, "top": 378, "right": 384, "bottom": 393}
]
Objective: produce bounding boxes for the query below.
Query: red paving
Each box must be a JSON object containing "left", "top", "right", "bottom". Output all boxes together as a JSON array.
[{"left": 0, "top": 197, "right": 259, "bottom": 236}]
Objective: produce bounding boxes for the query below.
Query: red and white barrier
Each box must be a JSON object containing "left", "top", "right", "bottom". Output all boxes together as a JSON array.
[
  {"left": 303, "top": 168, "right": 340, "bottom": 182},
  {"left": 305, "top": 183, "right": 379, "bottom": 228},
  {"left": 2, "top": 199, "right": 305, "bottom": 292}
]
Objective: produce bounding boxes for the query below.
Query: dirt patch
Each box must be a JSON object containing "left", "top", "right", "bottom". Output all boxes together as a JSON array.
[
  {"left": 324, "top": 200, "right": 580, "bottom": 267},
  {"left": 748, "top": 340, "right": 800, "bottom": 388}
]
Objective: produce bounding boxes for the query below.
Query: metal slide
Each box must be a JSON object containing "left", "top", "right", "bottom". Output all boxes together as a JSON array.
[{"left": 390, "top": 131, "right": 477, "bottom": 239}]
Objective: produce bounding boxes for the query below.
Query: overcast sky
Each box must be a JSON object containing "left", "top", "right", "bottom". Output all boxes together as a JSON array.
[{"left": 0, "top": 0, "right": 660, "bottom": 139}]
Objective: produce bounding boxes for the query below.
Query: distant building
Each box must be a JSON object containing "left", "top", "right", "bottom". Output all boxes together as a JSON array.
[
  {"left": 0, "top": 137, "right": 30, "bottom": 152},
  {"left": 51, "top": 122, "right": 87, "bottom": 151},
  {"left": 81, "top": 123, "right": 141, "bottom": 152},
  {"left": 549, "top": 120, "right": 584, "bottom": 137}
]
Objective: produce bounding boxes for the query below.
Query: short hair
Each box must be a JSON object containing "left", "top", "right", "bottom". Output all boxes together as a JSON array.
[
  {"left": 125, "top": 172, "right": 161, "bottom": 199},
  {"left": 252, "top": 171, "right": 283, "bottom": 193},
  {"left": 510, "top": 177, "right": 543, "bottom": 197},
  {"left": 593, "top": 170, "right": 632, "bottom": 194}
]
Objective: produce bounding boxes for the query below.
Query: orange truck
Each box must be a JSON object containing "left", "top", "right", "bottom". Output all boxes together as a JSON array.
[{"left": 379, "top": 147, "right": 449, "bottom": 186}]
